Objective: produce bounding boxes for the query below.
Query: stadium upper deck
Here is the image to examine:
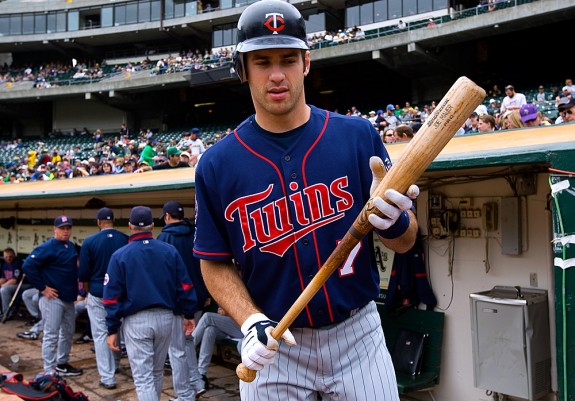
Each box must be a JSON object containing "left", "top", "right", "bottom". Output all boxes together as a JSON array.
[{"left": 1, "top": 0, "right": 575, "bottom": 137}]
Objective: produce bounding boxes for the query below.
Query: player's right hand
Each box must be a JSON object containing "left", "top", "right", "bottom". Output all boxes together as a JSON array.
[{"left": 240, "top": 312, "right": 296, "bottom": 371}]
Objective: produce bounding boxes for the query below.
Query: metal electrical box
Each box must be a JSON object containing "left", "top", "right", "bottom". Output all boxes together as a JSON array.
[{"left": 470, "top": 286, "right": 551, "bottom": 400}]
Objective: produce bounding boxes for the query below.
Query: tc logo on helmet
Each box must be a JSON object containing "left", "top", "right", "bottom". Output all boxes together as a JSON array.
[{"left": 264, "top": 13, "right": 285, "bottom": 34}]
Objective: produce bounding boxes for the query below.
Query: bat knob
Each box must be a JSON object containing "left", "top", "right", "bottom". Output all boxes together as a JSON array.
[{"left": 236, "top": 363, "right": 257, "bottom": 382}]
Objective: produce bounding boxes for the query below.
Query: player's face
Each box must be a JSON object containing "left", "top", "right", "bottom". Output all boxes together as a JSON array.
[
  {"left": 246, "top": 48, "right": 310, "bottom": 125},
  {"left": 54, "top": 225, "right": 72, "bottom": 241}
]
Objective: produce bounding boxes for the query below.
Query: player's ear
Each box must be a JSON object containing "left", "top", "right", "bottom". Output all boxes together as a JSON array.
[{"left": 303, "top": 50, "right": 311, "bottom": 77}]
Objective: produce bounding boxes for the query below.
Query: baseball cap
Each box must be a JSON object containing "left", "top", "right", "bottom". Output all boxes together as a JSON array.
[
  {"left": 191, "top": 127, "right": 201, "bottom": 135},
  {"left": 167, "top": 147, "right": 181, "bottom": 157},
  {"left": 558, "top": 96, "right": 575, "bottom": 112},
  {"left": 376, "top": 109, "right": 383, "bottom": 115},
  {"left": 519, "top": 104, "right": 538, "bottom": 123},
  {"left": 180, "top": 151, "right": 191, "bottom": 158},
  {"left": 96, "top": 207, "right": 114, "bottom": 221},
  {"left": 54, "top": 215, "right": 73, "bottom": 228},
  {"left": 562, "top": 86, "right": 571, "bottom": 92},
  {"left": 130, "top": 206, "right": 153, "bottom": 227},
  {"left": 489, "top": 99, "right": 496, "bottom": 103},
  {"left": 386, "top": 104, "right": 395, "bottom": 111},
  {"left": 162, "top": 200, "right": 184, "bottom": 217},
  {"left": 505, "top": 85, "right": 514, "bottom": 90},
  {"left": 369, "top": 110, "right": 376, "bottom": 115}
]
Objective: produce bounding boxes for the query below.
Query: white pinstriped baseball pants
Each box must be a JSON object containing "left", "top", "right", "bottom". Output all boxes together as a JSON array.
[
  {"left": 87, "top": 294, "right": 118, "bottom": 386},
  {"left": 39, "top": 296, "right": 75, "bottom": 372},
  {"left": 240, "top": 301, "right": 400, "bottom": 401},
  {"left": 123, "top": 308, "right": 174, "bottom": 401},
  {"left": 168, "top": 314, "right": 196, "bottom": 401}
]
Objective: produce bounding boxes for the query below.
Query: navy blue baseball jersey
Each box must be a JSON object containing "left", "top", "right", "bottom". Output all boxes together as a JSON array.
[
  {"left": 103, "top": 232, "right": 198, "bottom": 334},
  {"left": 157, "top": 220, "right": 209, "bottom": 307},
  {"left": 193, "top": 106, "right": 393, "bottom": 328},
  {"left": 78, "top": 228, "right": 129, "bottom": 298},
  {"left": 22, "top": 238, "right": 79, "bottom": 303}
]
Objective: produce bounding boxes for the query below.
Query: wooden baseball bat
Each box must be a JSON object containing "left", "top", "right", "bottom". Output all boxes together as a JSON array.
[{"left": 236, "top": 76, "right": 486, "bottom": 382}]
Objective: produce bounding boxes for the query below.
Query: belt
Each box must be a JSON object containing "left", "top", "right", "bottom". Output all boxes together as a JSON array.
[{"left": 313, "top": 302, "right": 368, "bottom": 330}]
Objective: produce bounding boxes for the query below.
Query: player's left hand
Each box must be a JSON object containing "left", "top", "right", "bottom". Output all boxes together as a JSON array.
[{"left": 368, "top": 156, "right": 419, "bottom": 231}]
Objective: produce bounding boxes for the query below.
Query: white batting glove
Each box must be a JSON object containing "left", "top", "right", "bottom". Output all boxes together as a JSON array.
[
  {"left": 368, "top": 156, "right": 419, "bottom": 234},
  {"left": 240, "top": 313, "right": 297, "bottom": 371}
]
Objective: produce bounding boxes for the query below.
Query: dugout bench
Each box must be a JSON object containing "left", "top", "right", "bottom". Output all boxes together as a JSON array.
[{"left": 377, "top": 303, "right": 445, "bottom": 401}]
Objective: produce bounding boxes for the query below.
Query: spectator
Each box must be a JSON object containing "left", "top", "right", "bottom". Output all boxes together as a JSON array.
[
  {"left": 180, "top": 151, "right": 192, "bottom": 166},
  {"left": 501, "top": 85, "right": 527, "bottom": 114},
  {"left": 139, "top": 139, "right": 156, "bottom": 166},
  {"left": 368, "top": 111, "right": 377, "bottom": 127},
  {"left": 22, "top": 216, "right": 83, "bottom": 377},
  {"left": 393, "top": 124, "right": 414, "bottom": 142},
  {"left": 505, "top": 110, "right": 525, "bottom": 129},
  {"left": 563, "top": 78, "right": 575, "bottom": 95},
  {"left": 519, "top": 103, "right": 541, "bottom": 127},
  {"left": 384, "top": 104, "right": 401, "bottom": 129},
  {"left": 188, "top": 128, "right": 206, "bottom": 166},
  {"left": 104, "top": 206, "right": 197, "bottom": 401},
  {"left": 478, "top": 114, "right": 497, "bottom": 132},
  {"left": 488, "top": 84, "right": 502, "bottom": 98},
  {"left": 558, "top": 97, "right": 575, "bottom": 123},
  {"left": 374, "top": 109, "right": 386, "bottom": 131},
  {"left": 536, "top": 85, "right": 547, "bottom": 102},
  {"left": 465, "top": 112, "right": 480, "bottom": 133},
  {"left": 487, "top": 99, "right": 500, "bottom": 116},
  {"left": 397, "top": 19, "right": 407, "bottom": 30},
  {"left": 381, "top": 128, "right": 395, "bottom": 144},
  {"left": 135, "top": 147, "right": 190, "bottom": 173},
  {"left": 419, "top": 104, "right": 430, "bottom": 122},
  {"left": 78, "top": 208, "right": 128, "bottom": 390}
]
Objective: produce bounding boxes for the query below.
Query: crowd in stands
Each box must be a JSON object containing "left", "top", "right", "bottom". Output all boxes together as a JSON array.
[
  {"left": 307, "top": 25, "right": 366, "bottom": 48},
  {"left": 0, "top": 48, "right": 234, "bottom": 88},
  {"left": 0, "top": 125, "right": 233, "bottom": 184},
  {"left": 342, "top": 78, "right": 575, "bottom": 143}
]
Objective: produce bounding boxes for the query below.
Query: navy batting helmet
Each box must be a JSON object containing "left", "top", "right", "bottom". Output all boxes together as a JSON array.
[{"left": 233, "top": 0, "right": 309, "bottom": 82}]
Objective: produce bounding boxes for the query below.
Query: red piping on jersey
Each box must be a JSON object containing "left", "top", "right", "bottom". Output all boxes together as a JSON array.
[
  {"left": 181, "top": 282, "right": 193, "bottom": 291},
  {"left": 234, "top": 127, "right": 312, "bottom": 324},
  {"left": 300, "top": 109, "right": 334, "bottom": 325},
  {"left": 193, "top": 249, "right": 233, "bottom": 257},
  {"left": 103, "top": 295, "right": 120, "bottom": 305}
]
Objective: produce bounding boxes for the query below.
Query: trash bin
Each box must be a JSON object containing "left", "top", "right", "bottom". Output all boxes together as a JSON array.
[{"left": 470, "top": 286, "right": 551, "bottom": 400}]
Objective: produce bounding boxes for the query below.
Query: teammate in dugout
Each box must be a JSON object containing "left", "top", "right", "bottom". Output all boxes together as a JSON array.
[
  {"left": 193, "top": 1, "right": 418, "bottom": 400},
  {"left": 104, "top": 206, "right": 198, "bottom": 401}
]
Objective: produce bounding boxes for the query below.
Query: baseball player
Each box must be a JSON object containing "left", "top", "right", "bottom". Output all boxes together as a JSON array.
[
  {"left": 22, "top": 216, "right": 83, "bottom": 376},
  {"left": 104, "top": 206, "right": 198, "bottom": 401},
  {"left": 1, "top": 247, "right": 29, "bottom": 320},
  {"left": 157, "top": 200, "right": 207, "bottom": 400},
  {"left": 78, "top": 207, "right": 128, "bottom": 390},
  {"left": 193, "top": 1, "right": 418, "bottom": 400}
]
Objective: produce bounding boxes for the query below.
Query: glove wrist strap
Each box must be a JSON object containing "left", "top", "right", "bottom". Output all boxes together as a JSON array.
[
  {"left": 376, "top": 210, "right": 410, "bottom": 239},
  {"left": 241, "top": 312, "right": 269, "bottom": 335}
]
